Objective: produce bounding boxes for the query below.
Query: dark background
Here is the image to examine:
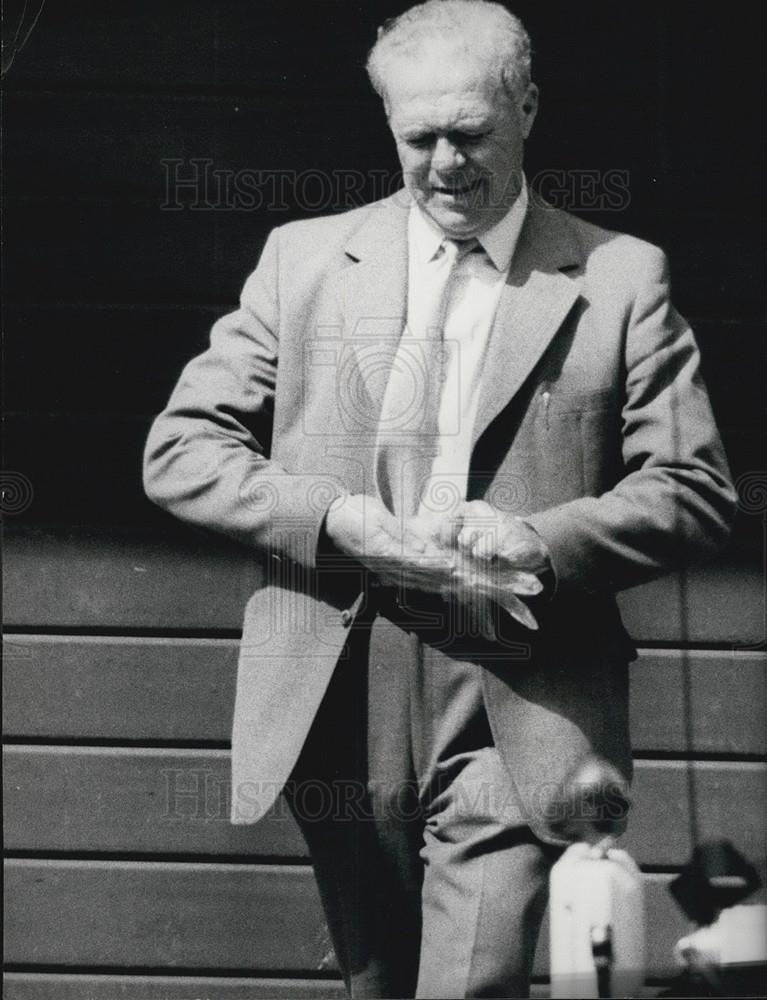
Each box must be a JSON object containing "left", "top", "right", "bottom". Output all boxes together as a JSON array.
[{"left": 3, "top": 0, "right": 765, "bottom": 545}]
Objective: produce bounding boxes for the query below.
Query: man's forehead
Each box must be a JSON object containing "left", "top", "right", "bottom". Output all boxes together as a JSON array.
[
  {"left": 389, "top": 93, "right": 496, "bottom": 135},
  {"left": 386, "top": 60, "right": 505, "bottom": 131}
]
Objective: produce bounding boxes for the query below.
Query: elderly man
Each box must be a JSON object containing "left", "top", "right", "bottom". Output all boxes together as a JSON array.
[{"left": 144, "top": 1, "right": 736, "bottom": 996}]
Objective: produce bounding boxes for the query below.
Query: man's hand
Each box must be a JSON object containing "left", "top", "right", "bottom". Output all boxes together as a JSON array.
[
  {"left": 455, "top": 500, "right": 552, "bottom": 576},
  {"left": 325, "top": 495, "right": 547, "bottom": 633},
  {"left": 445, "top": 500, "right": 553, "bottom": 629},
  {"left": 324, "top": 494, "right": 456, "bottom": 591}
]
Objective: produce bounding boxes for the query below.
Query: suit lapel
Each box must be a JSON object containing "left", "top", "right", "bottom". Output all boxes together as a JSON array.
[
  {"left": 334, "top": 194, "right": 410, "bottom": 418},
  {"left": 472, "top": 201, "right": 584, "bottom": 450}
]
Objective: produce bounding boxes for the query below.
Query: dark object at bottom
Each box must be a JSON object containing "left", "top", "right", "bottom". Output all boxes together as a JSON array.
[{"left": 669, "top": 839, "right": 762, "bottom": 925}]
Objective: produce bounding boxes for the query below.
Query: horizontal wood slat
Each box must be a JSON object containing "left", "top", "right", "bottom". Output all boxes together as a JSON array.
[
  {"left": 4, "top": 637, "right": 765, "bottom": 752},
  {"left": 5, "top": 748, "right": 765, "bottom": 868},
  {"left": 4, "top": 528, "right": 762, "bottom": 642},
  {"left": 2, "top": 747, "right": 306, "bottom": 858},
  {"left": 630, "top": 649, "right": 767, "bottom": 754},
  {"left": 2, "top": 637, "right": 239, "bottom": 742},
  {"left": 615, "top": 561, "right": 765, "bottom": 646},
  {"left": 3, "top": 530, "right": 262, "bottom": 631},
  {"left": 629, "top": 761, "right": 767, "bottom": 865},
  {"left": 0, "top": 978, "right": 659, "bottom": 1000},
  {"left": 0, "top": 978, "right": 662, "bottom": 1000},
  {"left": 0, "top": 975, "right": 615, "bottom": 1000},
  {"left": 3, "top": 860, "right": 333, "bottom": 972},
  {"left": 0, "top": 975, "right": 573, "bottom": 1000},
  {"left": 2, "top": 974, "right": 347, "bottom": 1000},
  {"left": 2, "top": 859, "right": 688, "bottom": 977}
]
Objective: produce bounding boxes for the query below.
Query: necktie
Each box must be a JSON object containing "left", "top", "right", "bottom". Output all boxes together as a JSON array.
[{"left": 375, "top": 238, "right": 478, "bottom": 518}]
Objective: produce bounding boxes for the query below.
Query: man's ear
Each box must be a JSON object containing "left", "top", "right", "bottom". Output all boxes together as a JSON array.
[{"left": 520, "top": 83, "right": 539, "bottom": 138}]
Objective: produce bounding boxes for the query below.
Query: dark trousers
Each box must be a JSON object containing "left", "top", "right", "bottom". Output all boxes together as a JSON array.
[{"left": 285, "top": 598, "right": 560, "bottom": 998}]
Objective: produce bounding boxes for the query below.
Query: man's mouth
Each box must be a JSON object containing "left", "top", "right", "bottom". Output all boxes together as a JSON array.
[{"left": 432, "top": 178, "right": 483, "bottom": 196}]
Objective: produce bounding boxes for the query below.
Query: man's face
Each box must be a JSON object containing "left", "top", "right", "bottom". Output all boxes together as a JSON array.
[{"left": 385, "top": 46, "right": 538, "bottom": 238}]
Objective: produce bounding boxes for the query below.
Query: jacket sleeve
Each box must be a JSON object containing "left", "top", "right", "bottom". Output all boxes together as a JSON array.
[
  {"left": 526, "top": 245, "right": 737, "bottom": 594},
  {"left": 142, "top": 228, "right": 345, "bottom": 570}
]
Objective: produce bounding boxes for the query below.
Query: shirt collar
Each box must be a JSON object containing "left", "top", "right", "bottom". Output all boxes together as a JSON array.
[{"left": 409, "top": 174, "right": 529, "bottom": 272}]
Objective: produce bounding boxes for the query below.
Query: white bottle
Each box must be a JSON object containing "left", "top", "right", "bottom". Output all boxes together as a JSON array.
[{"left": 550, "top": 838, "right": 645, "bottom": 998}]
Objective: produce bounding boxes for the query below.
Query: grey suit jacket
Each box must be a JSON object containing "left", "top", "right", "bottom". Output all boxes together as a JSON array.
[{"left": 143, "top": 191, "right": 736, "bottom": 841}]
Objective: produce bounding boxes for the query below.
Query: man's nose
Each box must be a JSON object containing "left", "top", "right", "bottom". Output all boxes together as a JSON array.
[{"left": 431, "top": 137, "right": 466, "bottom": 171}]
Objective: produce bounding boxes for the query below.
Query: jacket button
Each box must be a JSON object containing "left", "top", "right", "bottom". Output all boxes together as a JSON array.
[{"left": 341, "top": 609, "right": 353, "bottom": 627}]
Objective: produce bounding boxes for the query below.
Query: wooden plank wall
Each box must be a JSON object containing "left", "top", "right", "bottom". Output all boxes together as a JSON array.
[{"left": 3, "top": 3, "right": 765, "bottom": 998}]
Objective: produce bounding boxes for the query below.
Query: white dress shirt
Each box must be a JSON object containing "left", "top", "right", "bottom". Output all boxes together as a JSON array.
[{"left": 407, "top": 179, "right": 529, "bottom": 513}]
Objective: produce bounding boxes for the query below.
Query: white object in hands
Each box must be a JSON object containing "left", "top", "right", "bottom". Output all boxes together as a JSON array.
[{"left": 550, "top": 841, "right": 645, "bottom": 998}]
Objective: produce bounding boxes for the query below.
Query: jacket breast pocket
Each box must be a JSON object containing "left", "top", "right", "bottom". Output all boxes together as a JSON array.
[
  {"left": 541, "top": 386, "right": 616, "bottom": 418},
  {"left": 534, "top": 387, "right": 622, "bottom": 501}
]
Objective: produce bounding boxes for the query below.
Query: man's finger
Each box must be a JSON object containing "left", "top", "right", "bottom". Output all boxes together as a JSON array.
[
  {"left": 457, "top": 523, "right": 486, "bottom": 553},
  {"left": 500, "top": 570, "right": 543, "bottom": 596},
  {"left": 497, "top": 593, "right": 539, "bottom": 631},
  {"left": 467, "top": 528, "right": 496, "bottom": 561}
]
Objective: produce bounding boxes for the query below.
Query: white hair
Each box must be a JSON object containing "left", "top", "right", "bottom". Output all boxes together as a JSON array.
[{"left": 366, "top": 0, "right": 533, "bottom": 111}]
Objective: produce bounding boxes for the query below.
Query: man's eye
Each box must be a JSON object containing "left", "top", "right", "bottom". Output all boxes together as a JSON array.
[
  {"left": 456, "top": 132, "right": 487, "bottom": 146},
  {"left": 407, "top": 135, "right": 433, "bottom": 149}
]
